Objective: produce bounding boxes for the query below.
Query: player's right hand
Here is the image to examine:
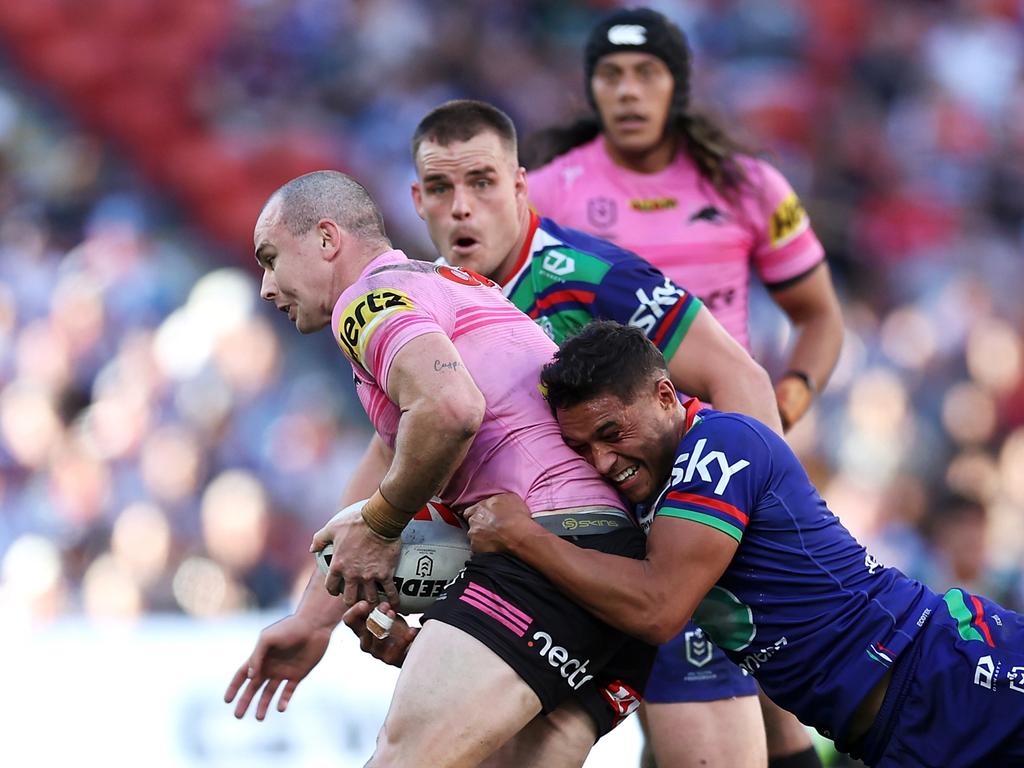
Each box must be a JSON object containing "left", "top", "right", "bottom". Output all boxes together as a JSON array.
[
  {"left": 224, "top": 614, "right": 332, "bottom": 720},
  {"left": 310, "top": 503, "right": 402, "bottom": 607},
  {"left": 342, "top": 600, "right": 418, "bottom": 668},
  {"left": 464, "top": 492, "right": 535, "bottom": 554}
]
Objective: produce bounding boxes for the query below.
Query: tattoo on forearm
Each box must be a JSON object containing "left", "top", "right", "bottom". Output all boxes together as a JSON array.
[{"left": 434, "top": 359, "right": 462, "bottom": 372}]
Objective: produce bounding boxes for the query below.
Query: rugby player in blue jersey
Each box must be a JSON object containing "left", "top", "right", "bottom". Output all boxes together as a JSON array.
[{"left": 465, "top": 321, "right": 1024, "bottom": 768}]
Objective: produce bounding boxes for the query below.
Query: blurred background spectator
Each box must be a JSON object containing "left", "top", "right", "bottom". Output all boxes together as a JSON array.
[{"left": 0, "top": 1, "right": 1022, "bottom": 763}]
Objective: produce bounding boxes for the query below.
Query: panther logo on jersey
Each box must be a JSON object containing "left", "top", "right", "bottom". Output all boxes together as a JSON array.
[{"left": 337, "top": 289, "right": 414, "bottom": 367}]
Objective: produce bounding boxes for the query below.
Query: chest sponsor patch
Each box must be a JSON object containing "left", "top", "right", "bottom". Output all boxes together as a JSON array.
[
  {"left": 630, "top": 197, "right": 677, "bottom": 212},
  {"left": 768, "top": 192, "right": 810, "bottom": 248},
  {"left": 337, "top": 289, "right": 414, "bottom": 367}
]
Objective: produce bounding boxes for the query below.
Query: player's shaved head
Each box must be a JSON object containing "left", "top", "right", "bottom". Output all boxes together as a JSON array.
[
  {"left": 262, "top": 170, "right": 389, "bottom": 245},
  {"left": 412, "top": 100, "right": 518, "bottom": 164}
]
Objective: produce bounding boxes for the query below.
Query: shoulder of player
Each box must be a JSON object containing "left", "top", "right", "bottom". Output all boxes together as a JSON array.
[
  {"left": 684, "top": 409, "right": 777, "bottom": 455},
  {"left": 535, "top": 218, "right": 645, "bottom": 273},
  {"left": 531, "top": 138, "right": 599, "bottom": 176},
  {"left": 529, "top": 220, "right": 622, "bottom": 279}
]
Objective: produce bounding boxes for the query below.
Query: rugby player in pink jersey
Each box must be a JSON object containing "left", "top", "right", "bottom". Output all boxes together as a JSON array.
[
  {"left": 226, "top": 170, "right": 664, "bottom": 767},
  {"left": 526, "top": 8, "right": 844, "bottom": 768}
]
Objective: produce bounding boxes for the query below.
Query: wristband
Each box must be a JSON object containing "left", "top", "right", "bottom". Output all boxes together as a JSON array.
[
  {"left": 782, "top": 369, "right": 816, "bottom": 396},
  {"left": 360, "top": 488, "right": 416, "bottom": 540}
]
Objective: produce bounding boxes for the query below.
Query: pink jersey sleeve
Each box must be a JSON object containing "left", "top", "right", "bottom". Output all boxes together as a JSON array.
[
  {"left": 743, "top": 158, "right": 825, "bottom": 287},
  {"left": 332, "top": 273, "right": 453, "bottom": 394}
]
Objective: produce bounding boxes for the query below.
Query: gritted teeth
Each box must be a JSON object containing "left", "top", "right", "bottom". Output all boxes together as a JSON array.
[{"left": 613, "top": 465, "right": 639, "bottom": 483}]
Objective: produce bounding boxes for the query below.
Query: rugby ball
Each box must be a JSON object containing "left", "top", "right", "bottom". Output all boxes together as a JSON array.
[{"left": 315, "top": 497, "right": 471, "bottom": 613}]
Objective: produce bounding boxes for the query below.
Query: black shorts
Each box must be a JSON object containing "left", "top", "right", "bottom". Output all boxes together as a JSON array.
[{"left": 422, "top": 527, "right": 657, "bottom": 738}]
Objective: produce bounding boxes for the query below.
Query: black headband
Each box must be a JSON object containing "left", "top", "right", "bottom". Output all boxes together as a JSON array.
[{"left": 584, "top": 7, "right": 691, "bottom": 114}]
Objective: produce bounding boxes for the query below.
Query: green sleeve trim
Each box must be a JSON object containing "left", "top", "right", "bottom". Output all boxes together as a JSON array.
[
  {"left": 942, "top": 588, "right": 986, "bottom": 644},
  {"left": 657, "top": 506, "right": 743, "bottom": 543},
  {"left": 660, "top": 297, "right": 703, "bottom": 360}
]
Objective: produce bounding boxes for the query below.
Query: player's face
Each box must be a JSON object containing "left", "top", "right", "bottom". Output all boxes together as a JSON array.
[
  {"left": 590, "top": 52, "right": 675, "bottom": 158},
  {"left": 254, "top": 206, "right": 334, "bottom": 334},
  {"left": 556, "top": 380, "right": 680, "bottom": 505},
  {"left": 413, "top": 131, "right": 528, "bottom": 283}
]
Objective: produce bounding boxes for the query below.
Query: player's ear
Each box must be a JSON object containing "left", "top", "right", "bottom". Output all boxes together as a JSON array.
[
  {"left": 655, "top": 377, "right": 677, "bottom": 409},
  {"left": 514, "top": 166, "right": 528, "bottom": 201},
  {"left": 411, "top": 182, "right": 426, "bottom": 220},
  {"left": 317, "top": 218, "right": 343, "bottom": 260}
]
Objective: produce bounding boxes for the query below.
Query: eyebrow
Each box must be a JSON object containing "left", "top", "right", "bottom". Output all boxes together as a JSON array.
[{"left": 422, "top": 165, "right": 498, "bottom": 184}]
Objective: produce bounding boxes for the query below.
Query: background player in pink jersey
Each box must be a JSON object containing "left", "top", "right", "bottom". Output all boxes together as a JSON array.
[{"left": 526, "top": 8, "right": 844, "bottom": 768}]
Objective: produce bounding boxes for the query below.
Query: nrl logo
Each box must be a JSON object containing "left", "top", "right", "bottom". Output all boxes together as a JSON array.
[
  {"left": 684, "top": 628, "right": 713, "bottom": 668},
  {"left": 587, "top": 197, "right": 617, "bottom": 229}
]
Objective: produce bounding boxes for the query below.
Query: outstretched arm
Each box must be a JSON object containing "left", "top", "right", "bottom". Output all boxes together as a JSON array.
[
  {"left": 665, "top": 305, "right": 782, "bottom": 434},
  {"left": 465, "top": 495, "right": 736, "bottom": 644},
  {"left": 770, "top": 262, "right": 843, "bottom": 430}
]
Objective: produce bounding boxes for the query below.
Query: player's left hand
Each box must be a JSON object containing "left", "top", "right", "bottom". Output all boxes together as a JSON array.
[
  {"left": 310, "top": 506, "right": 402, "bottom": 607},
  {"left": 341, "top": 600, "right": 418, "bottom": 667},
  {"left": 775, "top": 374, "right": 813, "bottom": 432},
  {"left": 464, "top": 493, "right": 536, "bottom": 554}
]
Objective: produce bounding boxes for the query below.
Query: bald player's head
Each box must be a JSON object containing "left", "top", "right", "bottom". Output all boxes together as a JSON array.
[
  {"left": 254, "top": 170, "right": 392, "bottom": 334},
  {"left": 260, "top": 170, "right": 390, "bottom": 246}
]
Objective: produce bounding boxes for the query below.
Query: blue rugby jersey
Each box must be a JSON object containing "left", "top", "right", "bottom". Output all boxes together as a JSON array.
[
  {"left": 501, "top": 212, "right": 701, "bottom": 353},
  {"left": 642, "top": 403, "right": 942, "bottom": 749}
]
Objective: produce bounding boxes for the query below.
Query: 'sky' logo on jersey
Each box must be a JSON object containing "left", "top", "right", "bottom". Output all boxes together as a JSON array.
[
  {"left": 671, "top": 438, "right": 750, "bottom": 495},
  {"left": 629, "top": 278, "right": 685, "bottom": 335},
  {"left": 338, "top": 289, "right": 414, "bottom": 367}
]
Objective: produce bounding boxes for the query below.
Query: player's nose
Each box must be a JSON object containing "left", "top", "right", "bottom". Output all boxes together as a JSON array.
[
  {"left": 451, "top": 186, "right": 472, "bottom": 218},
  {"left": 592, "top": 444, "right": 617, "bottom": 474},
  {"left": 260, "top": 269, "right": 277, "bottom": 300}
]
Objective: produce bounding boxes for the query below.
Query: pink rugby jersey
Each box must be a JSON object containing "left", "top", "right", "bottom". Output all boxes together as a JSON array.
[
  {"left": 331, "top": 249, "right": 625, "bottom": 515},
  {"left": 528, "top": 137, "right": 825, "bottom": 350}
]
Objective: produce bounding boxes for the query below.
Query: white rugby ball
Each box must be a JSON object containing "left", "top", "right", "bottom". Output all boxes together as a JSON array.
[{"left": 315, "top": 497, "right": 471, "bottom": 613}]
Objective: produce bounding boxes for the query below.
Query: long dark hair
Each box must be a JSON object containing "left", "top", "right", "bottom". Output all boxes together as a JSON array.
[{"left": 522, "top": 109, "right": 757, "bottom": 206}]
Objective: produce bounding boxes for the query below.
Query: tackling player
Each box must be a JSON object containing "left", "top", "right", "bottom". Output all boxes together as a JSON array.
[
  {"left": 228, "top": 171, "right": 657, "bottom": 768},
  {"left": 465, "top": 321, "right": 1024, "bottom": 768},
  {"left": 527, "top": 8, "right": 844, "bottom": 766}
]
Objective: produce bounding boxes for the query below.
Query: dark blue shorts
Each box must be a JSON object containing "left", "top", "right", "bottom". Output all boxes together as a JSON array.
[
  {"left": 860, "top": 589, "right": 1024, "bottom": 767},
  {"left": 643, "top": 620, "right": 758, "bottom": 704}
]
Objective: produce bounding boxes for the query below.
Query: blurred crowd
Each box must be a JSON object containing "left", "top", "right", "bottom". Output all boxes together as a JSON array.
[{"left": 1, "top": 0, "right": 1024, "bottom": 634}]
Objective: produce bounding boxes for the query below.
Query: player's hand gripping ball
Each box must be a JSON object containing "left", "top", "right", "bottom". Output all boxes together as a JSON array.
[{"left": 316, "top": 498, "right": 471, "bottom": 613}]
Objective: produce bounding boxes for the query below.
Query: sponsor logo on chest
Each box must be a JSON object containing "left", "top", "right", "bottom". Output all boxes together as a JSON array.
[
  {"left": 338, "top": 289, "right": 414, "bottom": 366},
  {"left": 628, "top": 278, "right": 685, "bottom": 335},
  {"left": 671, "top": 438, "right": 750, "bottom": 495}
]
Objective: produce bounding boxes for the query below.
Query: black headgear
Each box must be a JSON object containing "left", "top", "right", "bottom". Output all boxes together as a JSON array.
[{"left": 584, "top": 7, "right": 691, "bottom": 115}]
